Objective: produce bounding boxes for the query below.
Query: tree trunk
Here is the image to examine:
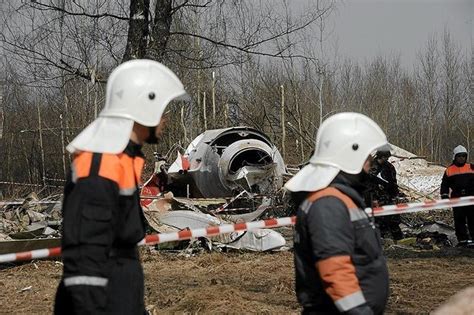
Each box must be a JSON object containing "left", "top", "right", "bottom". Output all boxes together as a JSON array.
[
  {"left": 122, "top": 0, "right": 151, "bottom": 62},
  {"left": 146, "top": 0, "right": 172, "bottom": 62}
]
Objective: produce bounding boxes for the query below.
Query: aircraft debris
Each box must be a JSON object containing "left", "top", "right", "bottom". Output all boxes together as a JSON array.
[
  {"left": 139, "top": 127, "right": 290, "bottom": 252},
  {"left": 167, "top": 127, "right": 287, "bottom": 198},
  {"left": 0, "top": 193, "right": 61, "bottom": 252}
]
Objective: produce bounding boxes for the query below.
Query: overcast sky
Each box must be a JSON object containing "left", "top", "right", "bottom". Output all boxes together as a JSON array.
[{"left": 324, "top": 0, "right": 472, "bottom": 68}]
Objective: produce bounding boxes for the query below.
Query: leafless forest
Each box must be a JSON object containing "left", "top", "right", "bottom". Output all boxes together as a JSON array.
[{"left": 0, "top": 0, "right": 472, "bottom": 196}]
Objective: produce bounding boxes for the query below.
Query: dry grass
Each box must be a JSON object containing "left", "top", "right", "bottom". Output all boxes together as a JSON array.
[{"left": 1, "top": 249, "right": 474, "bottom": 314}]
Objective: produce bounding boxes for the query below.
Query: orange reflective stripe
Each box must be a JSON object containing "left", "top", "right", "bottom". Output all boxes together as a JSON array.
[
  {"left": 117, "top": 154, "right": 135, "bottom": 192},
  {"left": 133, "top": 157, "right": 145, "bottom": 185},
  {"left": 446, "top": 164, "right": 474, "bottom": 177},
  {"left": 98, "top": 153, "right": 144, "bottom": 193},
  {"left": 307, "top": 187, "right": 357, "bottom": 210},
  {"left": 98, "top": 153, "right": 121, "bottom": 184},
  {"left": 74, "top": 151, "right": 144, "bottom": 193},
  {"left": 316, "top": 255, "right": 361, "bottom": 302},
  {"left": 72, "top": 152, "right": 93, "bottom": 180}
]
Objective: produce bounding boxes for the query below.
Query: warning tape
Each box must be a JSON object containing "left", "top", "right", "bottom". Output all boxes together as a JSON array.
[
  {"left": 370, "top": 196, "right": 474, "bottom": 217},
  {"left": 0, "top": 217, "right": 295, "bottom": 264},
  {"left": 0, "top": 196, "right": 473, "bottom": 264}
]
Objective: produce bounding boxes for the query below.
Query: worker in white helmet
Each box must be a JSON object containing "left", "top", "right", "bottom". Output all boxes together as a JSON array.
[
  {"left": 54, "top": 59, "right": 188, "bottom": 314},
  {"left": 440, "top": 145, "right": 474, "bottom": 247},
  {"left": 286, "top": 112, "right": 390, "bottom": 315}
]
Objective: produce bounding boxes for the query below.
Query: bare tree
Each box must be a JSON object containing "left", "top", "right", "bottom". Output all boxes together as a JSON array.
[{"left": 415, "top": 36, "right": 441, "bottom": 159}]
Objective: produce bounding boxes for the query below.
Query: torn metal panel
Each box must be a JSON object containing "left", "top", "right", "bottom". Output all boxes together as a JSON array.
[
  {"left": 168, "top": 126, "right": 287, "bottom": 198},
  {"left": 217, "top": 197, "right": 271, "bottom": 223},
  {"left": 157, "top": 210, "right": 222, "bottom": 230},
  {"left": 149, "top": 208, "right": 286, "bottom": 251},
  {"left": 218, "top": 229, "right": 286, "bottom": 252},
  {"left": 142, "top": 192, "right": 174, "bottom": 232},
  {"left": 227, "top": 165, "right": 277, "bottom": 191},
  {"left": 172, "top": 197, "right": 227, "bottom": 208}
]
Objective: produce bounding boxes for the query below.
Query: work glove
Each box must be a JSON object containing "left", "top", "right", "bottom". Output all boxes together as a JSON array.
[{"left": 345, "top": 304, "right": 374, "bottom": 315}]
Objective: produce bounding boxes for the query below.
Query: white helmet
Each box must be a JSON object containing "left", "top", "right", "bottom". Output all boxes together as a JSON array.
[
  {"left": 67, "top": 59, "right": 188, "bottom": 154},
  {"left": 285, "top": 112, "right": 390, "bottom": 192},
  {"left": 453, "top": 145, "right": 468, "bottom": 160},
  {"left": 101, "top": 59, "right": 187, "bottom": 126}
]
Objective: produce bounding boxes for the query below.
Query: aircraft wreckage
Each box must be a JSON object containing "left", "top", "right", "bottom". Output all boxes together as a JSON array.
[
  {"left": 0, "top": 135, "right": 456, "bottom": 254},
  {"left": 140, "top": 127, "right": 290, "bottom": 252}
]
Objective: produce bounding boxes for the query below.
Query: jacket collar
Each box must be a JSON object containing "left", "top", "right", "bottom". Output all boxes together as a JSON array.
[
  {"left": 123, "top": 140, "right": 145, "bottom": 158},
  {"left": 330, "top": 173, "right": 367, "bottom": 209}
]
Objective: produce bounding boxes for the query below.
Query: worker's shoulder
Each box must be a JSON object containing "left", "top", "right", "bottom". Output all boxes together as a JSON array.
[
  {"left": 72, "top": 151, "right": 124, "bottom": 182},
  {"left": 445, "top": 163, "right": 474, "bottom": 176},
  {"left": 300, "top": 193, "right": 348, "bottom": 215},
  {"left": 299, "top": 195, "right": 352, "bottom": 228},
  {"left": 73, "top": 151, "right": 122, "bottom": 168}
]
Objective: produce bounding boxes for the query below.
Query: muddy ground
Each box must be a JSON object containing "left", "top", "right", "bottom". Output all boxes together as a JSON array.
[{"left": 1, "top": 247, "right": 473, "bottom": 314}]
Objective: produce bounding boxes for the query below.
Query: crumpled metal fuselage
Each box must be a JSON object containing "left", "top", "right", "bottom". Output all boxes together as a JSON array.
[{"left": 168, "top": 127, "right": 287, "bottom": 198}]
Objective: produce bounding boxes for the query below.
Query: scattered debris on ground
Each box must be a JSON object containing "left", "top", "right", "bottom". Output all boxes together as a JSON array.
[
  {"left": 1, "top": 249, "right": 473, "bottom": 314},
  {"left": 0, "top": 193, "right": 61, "bottom": 243}
]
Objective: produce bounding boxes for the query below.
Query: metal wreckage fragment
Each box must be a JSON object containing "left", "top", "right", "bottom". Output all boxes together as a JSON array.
[
  {"left": 0, "top": 193, "right": 61, "bottom": 254},
  {"left": 167, "top": 126, "right": 287, "bottom": 198},
  {"left": 140, "top": 127, "right": 290, "bottom": 252}
]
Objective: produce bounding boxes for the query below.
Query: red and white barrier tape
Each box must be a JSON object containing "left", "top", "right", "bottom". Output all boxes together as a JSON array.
[
  {"left": 0, "top": 196, "right": 473, "bottom": 264},
  {"left": 0, "top": 247, "right": 62, "bottom": 264},
  {"left": 138, "top": 216, "right": 296, "bottom": 246},
  {"left": 0, "top": 217, "right": 295, "bottom": 264},
  {"left": 370, "top": 196, "right": 474, "bottom": 217}
]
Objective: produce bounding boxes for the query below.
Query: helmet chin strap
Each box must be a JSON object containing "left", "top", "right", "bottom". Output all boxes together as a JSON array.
[{"left": 145, "top": 127, "right": 159, "bottom": 144}]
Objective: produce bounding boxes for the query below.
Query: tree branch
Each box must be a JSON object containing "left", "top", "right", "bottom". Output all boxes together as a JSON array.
[
  {"left": 29, "top": 0, "right": 129, "bottom": 20},
  {"left": 170, "top": 0, "right": 212, "bottom": 15},
  {"left": 171, "top": 31, "right": 318, "bottom": 61}
]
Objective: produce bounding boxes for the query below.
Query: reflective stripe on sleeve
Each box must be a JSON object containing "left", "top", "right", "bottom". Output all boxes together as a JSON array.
[
  {"left": 64, "top": 276, "right": 108, "bottom": 287},
  {"left": 335, "top": 290, "right": 366, "bottom": 312},
  {"left": 348, "top": 209, "right": 367, "bottom": 222},
  {"left": 300, "top": 200, "right": 312, "bottom": 214},
  {"left": 119, "top": 187, "right": 137, "bottom": 196},
  {"left": 71, "top": 164, "right": 78, "bottom": 183},
  {"left": 316, "top": 255, "right": 361, "bottom": 301}
]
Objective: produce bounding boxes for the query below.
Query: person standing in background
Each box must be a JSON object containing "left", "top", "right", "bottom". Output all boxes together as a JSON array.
[{"left": 440, "top": 145, "right": 474, "bottom": 248}]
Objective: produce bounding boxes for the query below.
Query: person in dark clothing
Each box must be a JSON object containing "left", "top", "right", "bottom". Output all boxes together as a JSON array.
[
  {"left": 285, "top": 113, "right": 390, "bottom": 315},
  {"left": 366, "top": 150, "right": 404, "bottom": 241},
  {"left": 54, "top": 59, "right": 188, "bottom": 314},
  {"left": 440, "top": 145, "right": 474, "bottom": 247}
]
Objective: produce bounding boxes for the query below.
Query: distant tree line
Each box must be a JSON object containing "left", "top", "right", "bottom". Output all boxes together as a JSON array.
[{"left": 0, "top": 1, "right": 471, "bottom": 196}]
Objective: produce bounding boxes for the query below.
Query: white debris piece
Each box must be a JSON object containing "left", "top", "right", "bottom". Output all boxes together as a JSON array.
[{"left": 389, "top": 144, "right": 445, "bottom": 199}]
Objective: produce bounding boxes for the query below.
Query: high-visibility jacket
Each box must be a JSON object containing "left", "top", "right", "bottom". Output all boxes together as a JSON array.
[
  {"left": 294, "top": 182, "right": 389, "bottom": 314},
  {"left": 440, "top": 163, "right": 474, "bottom": 198},
  {"left": 56, "top": 141, "right": 146, "bottom": 314}
]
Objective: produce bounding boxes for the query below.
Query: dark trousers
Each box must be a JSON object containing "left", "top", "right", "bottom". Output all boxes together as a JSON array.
[
  {"left": 376, "top": 215, "right": 403, "bottom": 240},
  {"left": 453, "top": 205, "right": 474, "bottom": 242},
  {"left": 107, "top": 256, "right": 145, "bottom": 314},
  {"left": 55, "top": 247, "right": 144, "bottom": 315}
]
